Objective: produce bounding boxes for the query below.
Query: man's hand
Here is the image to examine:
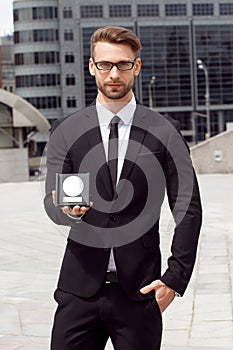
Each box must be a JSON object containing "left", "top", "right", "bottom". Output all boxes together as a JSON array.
[
  {"left": 52, "top": 190, "right": 93, "bottom": 217},
  {"left": 140, "top": 280, "right": 175, "bottom": 313}
]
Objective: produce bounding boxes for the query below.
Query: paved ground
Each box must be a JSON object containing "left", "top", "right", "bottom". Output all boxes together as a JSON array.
[{"left": 0, "top": 174, "right": 232, "bottom": 349}]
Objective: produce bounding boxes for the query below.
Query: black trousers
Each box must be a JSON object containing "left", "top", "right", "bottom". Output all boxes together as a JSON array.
[{"left": 51, "top": 284, "right": 162, "bottom": 350}]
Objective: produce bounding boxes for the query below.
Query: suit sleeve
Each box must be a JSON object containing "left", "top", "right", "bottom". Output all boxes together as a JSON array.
[
  {"left": 160, "top": 121, "right": 202, "bottom": 296},
  {"left": 44, "top": 119, "right": 76, "bottom": 226}
]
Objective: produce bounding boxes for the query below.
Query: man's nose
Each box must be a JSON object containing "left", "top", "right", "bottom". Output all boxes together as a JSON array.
[{"left": 109, "top": 65, "right": 120, "bottom": 78}]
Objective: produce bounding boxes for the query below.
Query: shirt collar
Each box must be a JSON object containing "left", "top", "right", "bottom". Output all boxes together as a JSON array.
[{"left": 96, "top": 94, "right": 136, "bottom": 127}]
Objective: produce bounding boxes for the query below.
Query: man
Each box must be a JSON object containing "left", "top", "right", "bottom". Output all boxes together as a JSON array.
[{"left": 44, "top": 26, "right": 202, "bottom": 350}]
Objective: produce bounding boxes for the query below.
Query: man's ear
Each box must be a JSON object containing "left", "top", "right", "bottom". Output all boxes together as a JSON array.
[
  {"left": 89, "top": 58, "right": 95, "bottom": 76},
  {"left": 134, "top": 58, "right": 141, "bottom": 76}
]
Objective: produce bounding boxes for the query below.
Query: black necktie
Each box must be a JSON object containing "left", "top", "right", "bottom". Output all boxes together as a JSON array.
[{"left": 108, "top": 115, "right": 120, "bottom": 194}]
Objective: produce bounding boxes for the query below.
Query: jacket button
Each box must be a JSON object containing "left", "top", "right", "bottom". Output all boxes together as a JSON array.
[{"left": 110, "top": 214, "right": 117, "bottom": 222}]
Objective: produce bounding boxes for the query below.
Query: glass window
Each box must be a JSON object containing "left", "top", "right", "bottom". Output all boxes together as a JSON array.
[
  {"left": 80, "top": 5, "right": 103, "bottom": 18},
  {"left": 65, "top": 52, "right": 75, "bottom": 63},
  {"left": 66, "top": 74, "right": 76, "bottom": 85},
  {"left": 195, "top": 24, "right": 233, "bottom": 106},
  {"left": 63, "top": 7, "right": 73, "bottom": 18},
  {"left": 32, "top": 7, "right": 57, "bottom": 19},
  {"left": 15, "top": 74, "right": 60, "bottom": 88},
  {"left": 192, "top": 3, "right": 214, "bottom": 16},
  {"left": 33, "top": 29, "right": 58, "bottom": 42},
  {"left": 82, "top": 27, "right": 99, "bottom": 105},
  {"left": 34, "top": 52, "right": 40, "bottom": 64},
  {"left": 14, "top": 8, "right": 31, "bottom": 21},
  {"left": 44, "top": 7, "right": 55, "bottom": 19},
  {"left": 220, "top": 3, "right": 233, "bottom": 15},
  {"left": 45, "top": 52, "right": 57, "bottom": 64},
  {"left": 33, "top": 7, "right": 43, "bottom": 19},
  {"left": 14, "top": 32, "right": 19, "bottom": 44},
  {"left": 24, "top": 52, "right": 34, "bottom": 65},
  {"left": 109, "top": 5, "right": 131, "bottom": 17},
  {"left": 64, "top": 30, "right": 74, "bottom": 41},
  {"left": 14, "top": 30, "right": 33, "bottom": 43},
  {"left": 13, "top": 9, "right": 19, "bottom": 22},
  {"left": 15, "top": 53, "right": 24, "bottom": 65},
  {"left": 139, "top": 25, "right": 191, "bottom": 108},
  {"left": 26, "top": 96, "right": 61, "bottom": 109},
  {"left": 167, "top": 111, "right": 192, "bottom": 131},
  {"left": 67, "top": 96, "right": 76, "bottom": 108},
  {"left": 2, "top": 71, "right": 14, "bottom": 80},
  {"left": 21, "top": 8, "right": 31, "bottom": 20},
  {"left": 165, "top": 4, "right": 187, "bottom": 16},
  {"left": 137, "top": 4, "right": 159, "bottom": 17}
]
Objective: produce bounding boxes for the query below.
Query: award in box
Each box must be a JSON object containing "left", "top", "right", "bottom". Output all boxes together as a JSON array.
[{"left": 55, "top": 173, "right": 90, "bottom": 207}]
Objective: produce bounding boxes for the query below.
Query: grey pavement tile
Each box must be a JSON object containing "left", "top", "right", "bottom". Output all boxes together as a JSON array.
[
  {"left": 22, "top": 324, "right": 51, "bottom": 338},
  {"left": 193, "top": 294, "right": 232, "bottom": 321},
  {"left": 0, "top": 303, "right": 21, "bottom": 335},
  {"left": 191, "top": 320, "right": 233, "bottom": 339},
  {"left": 195, "top": 281, "right": 230, "bottom": 295},
  {"left": 198, "top": 255, "right": 228, "bottom": 267},
  {"left": 198, "top": 263, "right": 228, "bottom": 274},
  {"left": 189, "top": 338, "right": 233, "bottom": 349},
  {"left": 162, "top": 330, "right": 189, "bottom": 346},
  {"left": 0, "top": 335, "right": 50, "bottom": 350},
  {"left": 197, "top": 272, "right": 229, "bottom": 284},
  {"left": 0, "top": 271, "right": 57, "bottom": 299}
]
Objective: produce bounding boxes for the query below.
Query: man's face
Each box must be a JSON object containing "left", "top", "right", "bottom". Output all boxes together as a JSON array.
[{"left": 89, "top": 42, "right": 141, "bottom": 104}]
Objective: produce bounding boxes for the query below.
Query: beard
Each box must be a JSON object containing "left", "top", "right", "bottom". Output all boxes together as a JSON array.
[{"left": 96, "top": 78, "right": 134, "bottom": 100}]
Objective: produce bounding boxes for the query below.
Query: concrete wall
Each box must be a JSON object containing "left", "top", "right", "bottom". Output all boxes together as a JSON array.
[
  {"left": 190, "top": 129, "right": 233, "bottom": 174},
  {"left": 0, "top": 148, "right": 29, "bottom": 182}
]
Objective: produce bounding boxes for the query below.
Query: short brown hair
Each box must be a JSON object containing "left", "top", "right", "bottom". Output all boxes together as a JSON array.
[{"left": 90, "top": 26, "right": 142, "bottom": 58}]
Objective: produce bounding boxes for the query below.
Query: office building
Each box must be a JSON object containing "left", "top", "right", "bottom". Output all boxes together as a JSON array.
[
  {"left": 13, "top": 0, "right": 233, "bottom": 141},
  {"left": 0, "top": 35, "right": 15, "bottom": 93}
]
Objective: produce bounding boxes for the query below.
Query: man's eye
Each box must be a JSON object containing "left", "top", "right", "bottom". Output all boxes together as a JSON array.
[
  {"left": 118, "top": 63, "right": 129, "bottom": 68},
  {"left": 118, "top": 62, "right": 133, "bottom": 70},
  {"left": 99, "top": 62, "right": 111, "bottom": 68}
]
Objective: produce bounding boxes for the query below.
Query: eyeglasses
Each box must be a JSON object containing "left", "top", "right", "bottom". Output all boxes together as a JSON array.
[{"left": 93, "top": 59, "right": 136, "bottom": 71}]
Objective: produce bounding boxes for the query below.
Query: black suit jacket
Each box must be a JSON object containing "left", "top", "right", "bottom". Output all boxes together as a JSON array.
[{"left": 44, "top": 103, "right": 202, "bottom": 300}]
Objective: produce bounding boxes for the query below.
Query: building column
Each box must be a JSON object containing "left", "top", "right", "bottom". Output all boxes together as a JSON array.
[
  {"left": 18, "top": 127, "right": 24, "bottom": 148},
  {"left": 218, "top": 111, "right": 224, "bottom": 133}
]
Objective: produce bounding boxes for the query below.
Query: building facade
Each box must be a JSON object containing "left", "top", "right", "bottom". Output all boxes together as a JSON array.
[
  {"left": 13, "top": 0, "right": 61, "bottom": 121},
  {"left": 0, "top": 35, "right": 15, "bottom": 93},
  {"left": 13, "top": 0, "right": 233, "bottom": 141}
]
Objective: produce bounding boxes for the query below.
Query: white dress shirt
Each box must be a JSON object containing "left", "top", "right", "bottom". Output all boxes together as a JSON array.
[{"left": 96, "top": 94, "right": 136, "bottom": 271}]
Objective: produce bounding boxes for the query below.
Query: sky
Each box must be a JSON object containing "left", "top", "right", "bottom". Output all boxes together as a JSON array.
[{"left": 0, "top": 0, "right": 14, "bottom": 36}]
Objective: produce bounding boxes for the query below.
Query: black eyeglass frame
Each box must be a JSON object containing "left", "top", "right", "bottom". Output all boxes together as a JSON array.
[{"left": 93, "top": 59, "right": 137, "bottom": 71}]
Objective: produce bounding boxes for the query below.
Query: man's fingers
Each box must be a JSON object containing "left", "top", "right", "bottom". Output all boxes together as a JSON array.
[
  {"left": 52, "top": 190, "right": 56, "bottom": 205},
  {"left": 140, "top": 281, "right": 158, "bottom": 294},
  {"left": 62, "top": 206, "right": 72, "bottom": 214},
  {"left": 140, "top": 280, "right": 175, "bottom": 313},
  {"left": 73, "top": 204, "right": 92, "bottom": 215},
  {"left": 156, "top": 288, "right": 175, "bottom": 313},
  {"left": 61, "top": 202, "right": 93, "bottom": 216}
]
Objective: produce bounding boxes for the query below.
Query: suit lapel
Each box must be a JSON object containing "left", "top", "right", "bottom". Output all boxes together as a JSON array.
[
  {"left": 119, "top": 105, "right": 150, "bottom": 183},
  {"left": 84, "top": 105, "right": 114, "bottom": 199}
]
